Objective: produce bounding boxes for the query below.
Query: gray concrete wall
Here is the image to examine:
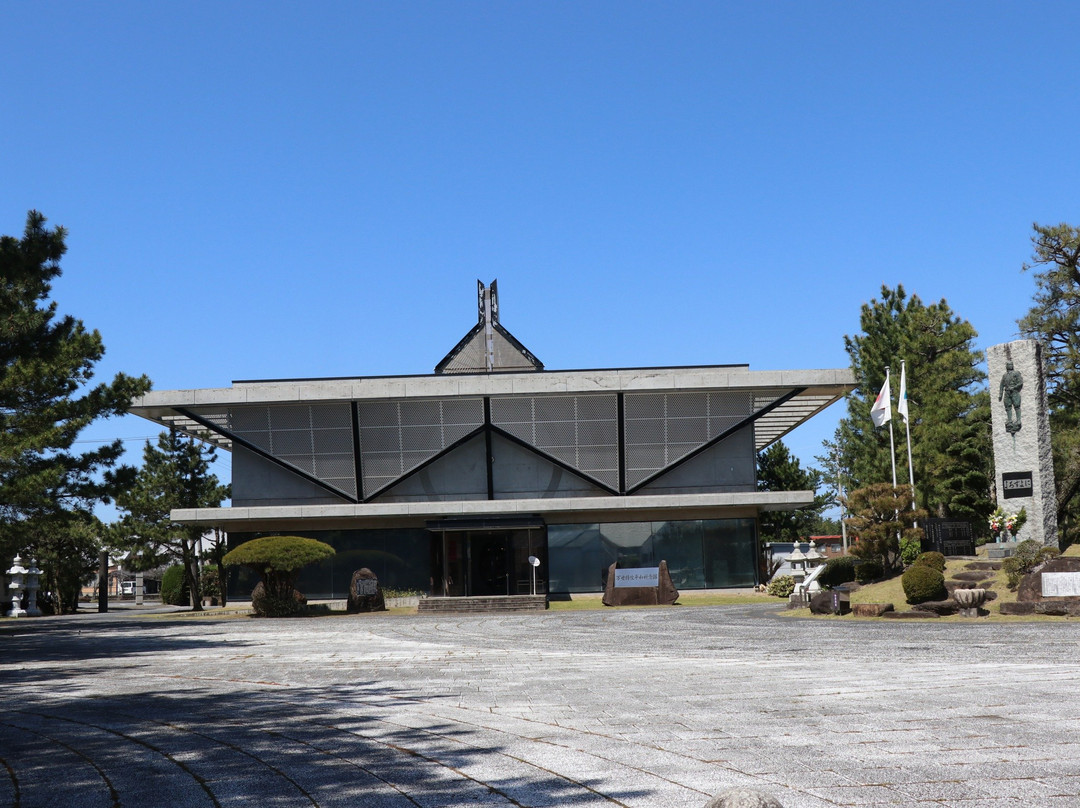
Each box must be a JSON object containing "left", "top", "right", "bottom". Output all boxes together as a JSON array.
[
  {"left": 232, "top": 445, "right": 352, "bottom": 507},
  {"left": 638, "top": 425, "right": 756, "bottom": 495}
]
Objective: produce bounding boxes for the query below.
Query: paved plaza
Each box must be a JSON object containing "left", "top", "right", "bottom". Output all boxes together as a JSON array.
[{"left": 1, "top": 604, "right": 1079, "bottom": 807}]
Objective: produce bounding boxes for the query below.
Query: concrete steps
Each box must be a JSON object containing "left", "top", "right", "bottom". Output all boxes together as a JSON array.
[{"left": 417, "top": 595, "right": 548, "bottom": 613}]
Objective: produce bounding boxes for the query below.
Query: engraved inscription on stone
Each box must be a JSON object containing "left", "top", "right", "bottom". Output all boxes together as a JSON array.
[
  {"left": 355, "top": 578, "right": 378, "bottom": 596},
  {"left": 1002, "top": 471, "right": 1034, "bottom": 499},
  {"left": 1041, "top": 572, "right": 1080, "bottom": 598},
  {"left": 614, "top": 567, "right": 660, "bottom": 588}
]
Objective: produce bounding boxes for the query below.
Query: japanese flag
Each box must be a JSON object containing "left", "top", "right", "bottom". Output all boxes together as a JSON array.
[{"left": 870, "top": 375, "right": 891, "bottom": 427}]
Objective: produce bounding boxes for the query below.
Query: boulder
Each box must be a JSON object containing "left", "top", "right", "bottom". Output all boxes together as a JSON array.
[
  {"left": 347, "top": 568, "right": 387, "bottom": 613},
  {"left": 851, "top": 602, "right": 893, "bottom": 617},
  {"left": 809, "top": 590, "right": 850, "bottom": 615},
  {"left": 704, "top": 789, "right": 784, "bottom": 808}
]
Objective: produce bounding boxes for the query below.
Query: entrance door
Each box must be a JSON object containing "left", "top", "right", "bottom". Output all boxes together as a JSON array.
[{"left": 430, "top": 527, "right": 547, "bottom": 596}]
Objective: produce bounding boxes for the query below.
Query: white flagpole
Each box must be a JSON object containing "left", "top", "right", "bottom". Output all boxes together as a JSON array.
[
  {"left": 900, "top": 360, "right": 915, "bottom": 509},
  {"left": 884, "top": 366, "right": 898, "bottom": 487}
]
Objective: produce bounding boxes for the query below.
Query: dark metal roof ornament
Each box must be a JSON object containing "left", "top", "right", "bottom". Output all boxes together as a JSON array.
[{"left": 435, "top": 280, "right": 543, "bottom": 374}]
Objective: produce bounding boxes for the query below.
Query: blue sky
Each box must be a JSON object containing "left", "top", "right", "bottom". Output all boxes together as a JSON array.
[{"left": 3, "top": 1, "right": 1078, "bottom": 507}]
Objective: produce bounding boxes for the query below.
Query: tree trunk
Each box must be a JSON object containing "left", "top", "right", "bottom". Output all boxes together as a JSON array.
[{"left": 182, "top": 539, "right": 203, "bottom": 611}]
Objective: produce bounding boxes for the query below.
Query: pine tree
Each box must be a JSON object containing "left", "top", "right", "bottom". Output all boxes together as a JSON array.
[
  {"left": 0, "top": 211, "right": 150, "bottom": 570},
  {"left": 756, "top": 441, "right": 831, "bottom": 543},
  {"left": 836, "top": 285, "right": 992, "bottom": 526},
  {"left": 114, "top": 430, "right": 230, "bottom": 611}
]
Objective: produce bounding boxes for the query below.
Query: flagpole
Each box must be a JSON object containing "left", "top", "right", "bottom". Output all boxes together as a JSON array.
[
  {"left": 901, "top": 360, "right": 915, "bottom": 509},
  {"left": 885, "top": 366, "right": 898, "bottom": 487}
]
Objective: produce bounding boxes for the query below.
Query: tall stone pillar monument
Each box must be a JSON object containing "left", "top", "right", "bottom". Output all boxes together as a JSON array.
[{"left": 987, "top": 340, "right": 1058, "bottom": 549}]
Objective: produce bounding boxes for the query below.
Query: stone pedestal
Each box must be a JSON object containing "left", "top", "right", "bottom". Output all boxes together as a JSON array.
[{"left": 988, "top": 340, "right": 1058, "bottom": 547}]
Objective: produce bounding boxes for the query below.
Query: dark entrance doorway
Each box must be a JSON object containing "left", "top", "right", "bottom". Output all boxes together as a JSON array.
[{"left": 428, "top": 518, "right": 547, "bottom": 597}]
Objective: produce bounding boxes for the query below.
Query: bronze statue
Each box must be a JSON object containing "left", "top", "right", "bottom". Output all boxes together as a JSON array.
[{"left": 998, "top": 361, "right": 1023, "bottom": 433}]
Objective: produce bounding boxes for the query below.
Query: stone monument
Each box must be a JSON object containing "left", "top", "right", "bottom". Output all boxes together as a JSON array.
[
  {"left": 347, "top": 567, "right": 386, "bottom": 613},
  {"left": 987, "top": 340, "right": 1058, "bottom": 552}
]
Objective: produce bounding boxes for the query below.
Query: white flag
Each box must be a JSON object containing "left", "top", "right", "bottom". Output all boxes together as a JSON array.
[
  {"left": 870, "top": 374, "right": 891, "bottom": 427},
  {"left": 897, "top": 363, "right": 909, "bottom": 423}
]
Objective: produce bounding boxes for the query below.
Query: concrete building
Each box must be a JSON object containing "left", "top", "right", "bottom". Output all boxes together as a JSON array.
[{"left": 129, "top": 281, "right": 854, "bottom": 600}]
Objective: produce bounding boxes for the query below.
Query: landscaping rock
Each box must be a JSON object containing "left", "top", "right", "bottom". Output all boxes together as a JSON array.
[
  {"left": 951, "top": 570, "right": 996, "bottom": 582},
  {"left": 704, "top": 789, "right": 784, "bottom": 808},
  {"left": 851, "top": 602, "right": 893, "bottom": 617},
  {"left": 882, "top": 610, "right": 940, "bottom": 619},
  {"left": 965, "top": 560, "right": 1002, "bottom": 571},
  {"left": 912, "top": 599, "right": 958, "bottom": 616},
  {"left": 809, "top": 590, "right": 851, "bottom": 615}
]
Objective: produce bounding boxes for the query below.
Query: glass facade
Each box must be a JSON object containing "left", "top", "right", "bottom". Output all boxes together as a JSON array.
[
  {"left": 227, "top": 528, "right": 431, "bottom": 601},
  {"left": 227, "top": 517, "right": 757, "bottom": 600},
  {"left": 547, "top": 518, "right": 757, "bottom": 594}
]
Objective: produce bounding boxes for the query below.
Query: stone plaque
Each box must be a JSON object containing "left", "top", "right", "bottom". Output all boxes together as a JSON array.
[
  {"left": 1041, "top": 572, "right": 1080, "bottom": 598},
  {"left": 602, "top": 560, "right": 678, "bottom": 606},
  {"left": 1001, "top": 471, "right": 1033, "bottom": 499},
  {"left": 355, "top": 578, "right": 378, "bottom": 596},
  {"left": 614, "top": 567, "right": 659, "bottom": 588}
]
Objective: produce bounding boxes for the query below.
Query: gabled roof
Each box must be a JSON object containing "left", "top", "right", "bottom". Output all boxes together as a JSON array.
[{"left": 435, "top": 279, "right": 543, "bottom": 374}]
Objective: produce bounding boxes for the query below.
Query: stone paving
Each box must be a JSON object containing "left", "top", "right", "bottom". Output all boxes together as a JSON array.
[{"left": 2, "top": 603, "right": 1080, "bottom": 807}]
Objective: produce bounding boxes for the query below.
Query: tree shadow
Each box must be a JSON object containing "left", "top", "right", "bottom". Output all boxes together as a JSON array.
[{"left": 0, "top": 624, "right": 657, "bottom": 807}]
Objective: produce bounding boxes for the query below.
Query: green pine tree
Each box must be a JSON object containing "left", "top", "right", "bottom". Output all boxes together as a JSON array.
[
  {"left": 756, "top": 441, "right": 831, "bottom": 543},
  {"left": 0, "top": 211, "right": 150, "bottom": 584},
  {"left": 836, "top": 285, "right": 992, "bottom": 526},
  {"left": 114, "top": 430, "right": 230, "bottom": 611}
]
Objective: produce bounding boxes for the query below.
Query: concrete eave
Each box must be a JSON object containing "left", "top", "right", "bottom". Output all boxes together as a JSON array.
[
  {"left": 172, "top": 490, "right": 816, "bottom": 532},
  {"left": 131, "top": 366, "right": 855, "bottom": 411}
]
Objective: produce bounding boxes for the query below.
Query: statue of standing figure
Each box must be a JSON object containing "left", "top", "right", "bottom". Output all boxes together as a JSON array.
[{"left": 999, "top": 361, "right": 1023, "bottom": 433}]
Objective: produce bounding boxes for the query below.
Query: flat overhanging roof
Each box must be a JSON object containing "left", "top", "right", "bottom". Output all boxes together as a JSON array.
[
  {"left": 131, "top": 364, "right": 854, "bottom": 453},
  {"left": 170, "top": 490, "right": 817, "bottom": 531}
]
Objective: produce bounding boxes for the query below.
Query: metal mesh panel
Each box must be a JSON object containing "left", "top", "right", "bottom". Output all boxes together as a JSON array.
[
  {"left": 490, "top": 394, "right": 619, "bottom": 488},
  {"left": 358, "top": 398, "right": 484, "bottom": 495},
  {"left": 623, "top": 391, "right": 752, "bottom": 488},
  {"left": 223, "top": 403, "right": 357, "bottom": 498}
]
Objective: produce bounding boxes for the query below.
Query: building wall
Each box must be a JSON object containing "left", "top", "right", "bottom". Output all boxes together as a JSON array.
[{"left": 230, "top": 408, "right": 756, "bottom": 507}]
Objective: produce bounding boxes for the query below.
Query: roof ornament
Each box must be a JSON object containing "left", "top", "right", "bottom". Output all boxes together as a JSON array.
[{"left": 435, "top": 280, "right": 543, "bottom": 375}]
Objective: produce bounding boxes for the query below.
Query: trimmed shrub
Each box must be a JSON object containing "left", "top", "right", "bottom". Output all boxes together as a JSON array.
[
  {"left": 818, "top": 556, "right": 857, "bottom": 589},
  {"left": 854, "top": 560, "right": 883, "bottom": 584},
  {"left": 913, "top": 551, "right": 946, "bottom": 573},
  {"left": 767, "top": 575, "right": 795, "bottom": 598},
  {"left": 1003, "top": 540, "right": 1060, "bottom": 589},
  {"left": 899, "top": 536, "right": 922, "bottom": 566},
  {"left": 223, "top": 535, "right": 335, "bottom": 617},
  {"left": 902, "top": 564, "right": 947, "bottom": 604},
  {"left": 161, "top": 564, "right": 189, "bottom": 606}
]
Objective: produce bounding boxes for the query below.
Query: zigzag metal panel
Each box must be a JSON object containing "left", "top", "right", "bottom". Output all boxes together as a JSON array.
[
  {"left": 357, "top": 398, "right": 485, "bottom": 496},
  {"left": 191, "top": 404, "right": 358, "bottom": 499},
  {"left": 623, "top": 391, "right": 753, "bottom": 488},
  {"left": 490, "top": 394, "right": 620, "bottom": 489}
]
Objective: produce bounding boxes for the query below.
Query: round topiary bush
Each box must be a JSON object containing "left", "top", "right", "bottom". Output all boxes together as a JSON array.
[
  {"left": 913, "top": 551, "right": 946, "bottom": 572},
  {"left": 223, "top": 535, "right": 335, "bottom": 617},
  {"left": 854, "top": 560, "right": 883, "bottom": 584},
  {"left": 902, "top": 564, "right": 947, "bottom": 604},
  {"left": 817, "top": 556, "right": 857, "bottom": 589},
  {"left": 161, "top": 564, "right": 189, "bottom": 606}
]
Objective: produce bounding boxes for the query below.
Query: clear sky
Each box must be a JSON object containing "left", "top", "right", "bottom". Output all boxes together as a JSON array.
[{"left": 3, "top": 1, "right": 1078, "bottom": 510}]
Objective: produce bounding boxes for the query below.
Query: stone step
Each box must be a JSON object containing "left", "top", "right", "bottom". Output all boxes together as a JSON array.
[{"left": 417, "top": 595, "right": 549, "bottom": 614}]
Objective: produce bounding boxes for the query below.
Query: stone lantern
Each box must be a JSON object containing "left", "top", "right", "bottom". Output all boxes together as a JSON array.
[
  {"left": 25, "top": 558, "right": 42, "bottom": 617},
  {"left": 787, "top": 542, "right": 807, "bottom": 585},
  {"left": 7, "top": 556, "right": 28, "bottom": 618}
]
